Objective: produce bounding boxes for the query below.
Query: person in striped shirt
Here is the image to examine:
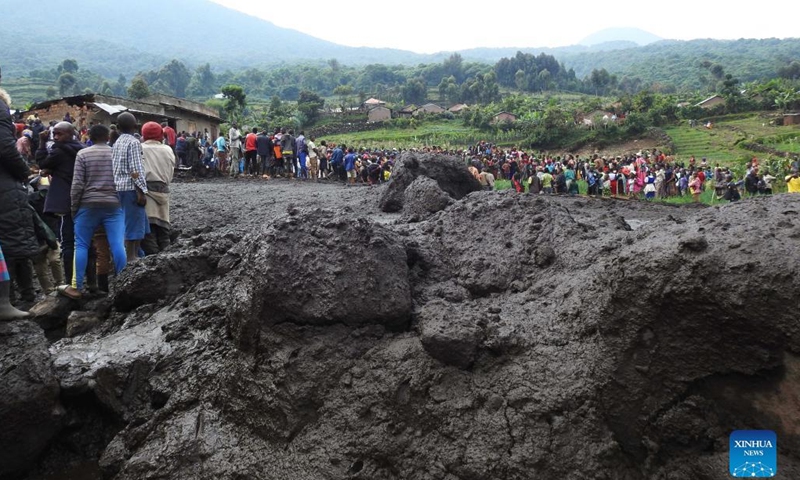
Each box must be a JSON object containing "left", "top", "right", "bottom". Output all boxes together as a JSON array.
[
  {"left": 59, "top": 125, "right": 127, "bottom": 300},
  {"left": 112, "top": 112, "right": 149, "bottom": 262}
]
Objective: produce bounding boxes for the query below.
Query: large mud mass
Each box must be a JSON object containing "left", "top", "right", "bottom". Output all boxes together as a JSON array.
[{"left": 7, "top": 153, "right": 800, "bottom": 480}]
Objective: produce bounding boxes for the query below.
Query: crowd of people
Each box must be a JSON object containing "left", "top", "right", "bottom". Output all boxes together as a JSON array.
[
  {"left": 179, "top": 123, "right": 397, "bottom": 185},
  {"left": 2, "top": 82, "right": 177, "bottom": 319},
  {"left": 463, "top": 141, "right": 800, "bottom": 200}
]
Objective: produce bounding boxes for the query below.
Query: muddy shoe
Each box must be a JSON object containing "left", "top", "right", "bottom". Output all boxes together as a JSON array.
[{"left": 56, "top": 285, "right": 83, "bottom": 300}]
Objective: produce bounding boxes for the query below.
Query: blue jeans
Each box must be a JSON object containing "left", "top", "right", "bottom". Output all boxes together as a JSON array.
[
  {"left": 297, "top": 152, "right": 308, "bottom": 179},
  {"left": 72, "top": 206, "right": 127, "bottom": 289}
]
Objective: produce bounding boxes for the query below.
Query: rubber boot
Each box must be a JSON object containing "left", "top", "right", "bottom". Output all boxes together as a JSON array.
[
  {"left": 0, "top": 281, "right": 30, "bottom": 321},
  {"left": 97, "top": 274, "right": 109, "bottom": 294}
]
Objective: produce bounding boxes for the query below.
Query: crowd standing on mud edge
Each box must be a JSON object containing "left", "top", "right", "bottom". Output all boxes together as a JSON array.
[
  {"left": 2, "top": 76, "right": 800, "bottom": 319},
  {"left": 462, "top": 140, "right": 800, "bottom": 200},
  {"left": 1, "top": 74, "right": 179, "bottom": 318}
]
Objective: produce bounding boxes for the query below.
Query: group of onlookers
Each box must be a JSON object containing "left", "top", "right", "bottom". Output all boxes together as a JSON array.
[
  {"left": 1, "top": 81, "right": 175, "bottom": 319},
  {"left": 466, "top": 141, "right": 800, "bottom": 201}
]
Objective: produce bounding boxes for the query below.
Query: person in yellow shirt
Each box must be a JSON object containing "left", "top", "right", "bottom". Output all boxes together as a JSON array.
[{"left": 786, "top": 170, "right": 800, "bottom": 193}]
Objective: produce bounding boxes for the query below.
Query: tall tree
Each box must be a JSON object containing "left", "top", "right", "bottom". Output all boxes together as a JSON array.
[
  {"left": 187, "top": 63, "right": 216, "bottom": 97},
  {"left": 296, "top": 90, "right": 325, "bottom": 126},
  {"left": 333, "top": 84, "right": 354, "bottom": 111},
  {"left": 221, "top": 84, "right": 246, "bottom": 120},
  {"left": 57, "top": 73, "right": 77, "bottom": 97},
  {"left": 401, "top": 77, "right": 427, "bottom": 105},
  {"left": 59, "top": 59, "right": 79, "bottom": 75},
  {"left": 128, "top": 75, "right": 150, "bottom": 99}
]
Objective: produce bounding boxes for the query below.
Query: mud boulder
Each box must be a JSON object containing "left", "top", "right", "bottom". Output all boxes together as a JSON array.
[
  {"left": 418, "top": 300, "right": 482, "bottom": 369},
  {"left": 402, "top": 175, "right": 454, "bottom": 221},
  {"left": 228, "top": 210, "right": 412, "bottom": 349},
  {"left": 379, "top": 152, "right": 481, "bottom": 212},
  {"left": 112, "top": 249, "right": 216, "bottom": 312},
  {"left": 0, "top": 320, "right": 64, "bottom": 478}
]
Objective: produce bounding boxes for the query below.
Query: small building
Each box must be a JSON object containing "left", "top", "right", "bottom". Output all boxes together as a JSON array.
[
  {"left": 414, "top": 103, "right": 445, "bottom": 116},
  {"left": 581, "top": 110, "right": 615, "bottom": 127},
  {"left": 397, "top": 105, "right": 417, "bottom": 118},
  {"left": 21, "top": 93, "right": 221, "bottom": 138},
  {"left": 363, "top": 97, "right": 387, "bottom": 110},
  {"left": 492, "top": 111, "right": 517, "bottom": 124},
  {"left": 448, "top": 103, "right": 469, "bottom": 113},
  {"left": 696, "top": 94, "right": 725, "bottom": 109},
  {"left": 783, "top": 113, "right": 800, "bottom": 126},
  {"left": 367, "top": 106, "right": 392, "bottom": 123}
]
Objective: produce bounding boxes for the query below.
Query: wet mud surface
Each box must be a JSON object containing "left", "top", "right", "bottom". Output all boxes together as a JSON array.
[{"left": 3, "top": 153, "right": 800, "bottom": 480}]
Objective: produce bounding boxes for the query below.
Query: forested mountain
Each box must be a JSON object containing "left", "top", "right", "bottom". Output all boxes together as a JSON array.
[
  {"left": 0, "top": 0, "right": 436, "bottom": 78},
  {"left": 561, "top": 38, "right": 800, "bottom": 90}
]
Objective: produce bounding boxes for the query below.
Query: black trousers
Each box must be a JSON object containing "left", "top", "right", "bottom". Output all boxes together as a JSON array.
[
  {"left": 59, "top": 214, "right": 75, "bottom": 284},
  {"left": 6, "top": 256, "right": 35, "bottom": 301}
]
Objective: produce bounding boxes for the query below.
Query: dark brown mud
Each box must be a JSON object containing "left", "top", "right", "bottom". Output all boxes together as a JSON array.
[{"left": 3, "top": 153, "right": 799, "bottom": 480}]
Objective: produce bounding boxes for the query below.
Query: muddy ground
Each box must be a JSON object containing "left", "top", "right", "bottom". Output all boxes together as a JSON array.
[{"left": 2, "top": 153, "right": 799, "bottom": 480}]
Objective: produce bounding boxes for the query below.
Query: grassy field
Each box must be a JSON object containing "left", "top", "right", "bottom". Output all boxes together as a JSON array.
[
  {"left": 3, "top": 78, "right": 53, "bottom": 107},
  {"left": 664, "top": 114, "right": 800, "bottom": 166},
  {"left": 320, "top": 120, "right": 511, "bottom": 150}
]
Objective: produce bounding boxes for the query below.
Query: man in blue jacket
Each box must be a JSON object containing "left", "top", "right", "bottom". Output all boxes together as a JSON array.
[{"left": 329, "top": 143, "right": 345, "bottom": 183}]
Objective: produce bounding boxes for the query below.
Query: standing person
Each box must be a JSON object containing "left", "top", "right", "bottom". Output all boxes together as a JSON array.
[
  {"left": 228, "top": 123, "right": 242, "bottom": 178},
  {"left": 29, "top": 176, "right": 64, "bottom": 294},
  {"left": 175, "top": 132, "right": 187, "bottom": 168},
  {"left": 58, "top": 125, "right": 126, "bottom": 300},
  {"left": 256, "top": 129, "right": 273, "bottom": 178},
  {"left": 161, "top": 122, "right": 177, "bottom": 154},
  {"left": 317, "top": 140, "right": 328, "bottom": 179},
  {"left": 272, "top": 129, "right": 284, "bottom": 177},
  {"left": 307, "top": 135, "right": 319, "bottom": 181},
  {"left": 140, "top": 122, "right": 175, "bottom": 255},
  {"left": 344, "top": 147, "right": 358, "bottom": 185},
  {"left": 214, "top": 133, "right": 228, "bottom": 174},
  {"left": 185, "top": 132, "right": 200, "bottom": 171},
  {"left": 295, "top": 131, "right": 308, "bottom": 179},
  {"left": 112, "top": 112, "right": 149, "bottom": 262},
  {"left": 541, "top": 169, "right": 553, "bottom": 195},
  {"left": 36, "top": 121, "right": 85, "bottom": 286},
  {"left": 329, "top": 143, "right": 344, "bottom": 182},
  {"left": 1, "top": 78, "right": 39, "bottom": 310},
  {"left": 280, "top": 128, "right": 295, "bottom": 177},
  {"left": 688, "top": 173, "right": 702, "bottom": 203},
  {"left": 244, "top": 127, "right": 258, "bottom": 176}
]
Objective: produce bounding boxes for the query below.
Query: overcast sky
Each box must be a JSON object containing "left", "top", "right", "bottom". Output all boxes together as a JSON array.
[{"left": 211, "top": 0, "right": 797, "bottom": 53}]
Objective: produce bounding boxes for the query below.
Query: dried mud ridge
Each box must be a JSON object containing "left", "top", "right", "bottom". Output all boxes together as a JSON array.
[{"left": 2, "top": 153, "right": 800, "bottom": 480}]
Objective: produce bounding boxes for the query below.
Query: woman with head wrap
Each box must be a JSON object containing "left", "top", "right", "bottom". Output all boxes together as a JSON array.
[{"left": 140, "top": 122, "right": 175, "bottom": 255}]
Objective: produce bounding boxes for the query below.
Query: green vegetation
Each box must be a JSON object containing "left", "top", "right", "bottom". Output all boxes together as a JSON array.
[{"left": 322, "top": 120, "right": 497, "bottom": 150}]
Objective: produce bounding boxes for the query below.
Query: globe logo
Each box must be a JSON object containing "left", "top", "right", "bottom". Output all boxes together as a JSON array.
[{"left": 731, "top": 461, "right": 775, "bottom": 477}]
